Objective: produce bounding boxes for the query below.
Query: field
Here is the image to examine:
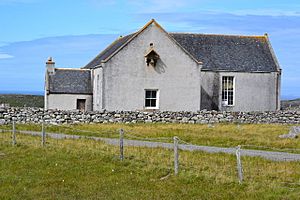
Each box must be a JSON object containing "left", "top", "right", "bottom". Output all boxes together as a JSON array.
[
  {"left": 2, "top": 123, "right": 299, "bottom": 153},
  {"left": 0, "top": 131, "right": 299, "bottom": 200},
  {"left": 281, "top": 98, "right": 300, "bottom": 110},
  {"left": 0, "top": 94, "right": 44, "bottom": 107},
  {"left": 0, "top": 123, "right": 300, "bottom": 199}
]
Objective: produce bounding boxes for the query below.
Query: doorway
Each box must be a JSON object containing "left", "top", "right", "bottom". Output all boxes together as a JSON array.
[{"left": 76, "top": 99, "right": 86, "bottom": 112}]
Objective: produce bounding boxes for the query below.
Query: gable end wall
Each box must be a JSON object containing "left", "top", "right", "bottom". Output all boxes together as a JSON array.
[{"left": 100, "top": 23, "right": 201, "bottom": 111}]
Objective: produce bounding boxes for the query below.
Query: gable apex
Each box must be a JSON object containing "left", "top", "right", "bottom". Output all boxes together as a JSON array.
[
  {"left": 83, "top": 19, "right": 201, "bottom": 69},
  {"left": 83, "top": 20, "right": 279, "bottom": 72}
]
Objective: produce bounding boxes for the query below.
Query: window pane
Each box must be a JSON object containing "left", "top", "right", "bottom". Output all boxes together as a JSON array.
[
  {"left": 228, "top": 79, "right": 233, "bottom": 89},
  {"left": 228, "top": 91, "right": 233, "bottom": 105},
  {"left": 223, "top": 91, "right": 227, "bottom": 101},
  {"left": 228, "top": 98, "right": 233, "bottom": 105},
  {"left": 145, "top": 99, "right": 151, "bottom": 107},
  {"left": 222, "top": 76, "right": 234, "bottom": 105},
  {"left": 222, "top": 77, "right": 226, "bottom": 90},
  {"left": 145, "top": 90, "right": 158, "bottom": 108},
  {"left": 146, "top": 91, "right": 151, "bottom": 98},
  {"left": 222, "top": 91, "right": 225, "bottom": 101},
  {"left": 151, "top": 91, "right": 156, "bottom": 98},
  {"left": 150, "top": 99, "right": 156, "bottom": 107}
]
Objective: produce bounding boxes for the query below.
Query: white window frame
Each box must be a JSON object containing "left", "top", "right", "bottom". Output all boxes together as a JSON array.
[
  {"left": 144, "top": 89, "right": 159, "bottom": 109},
  {"left": 221, "top": 76, "right": 235, "bottom": 106}
]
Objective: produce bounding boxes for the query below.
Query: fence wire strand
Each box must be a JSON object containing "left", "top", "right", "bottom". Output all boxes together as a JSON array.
[{"left": 1, "top": 123, "right": 300, "bottom": 188}]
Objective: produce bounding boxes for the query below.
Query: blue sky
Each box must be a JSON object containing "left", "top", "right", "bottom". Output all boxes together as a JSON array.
[{"left": 0, "top": 0, "right": 299, "bottom": 99}]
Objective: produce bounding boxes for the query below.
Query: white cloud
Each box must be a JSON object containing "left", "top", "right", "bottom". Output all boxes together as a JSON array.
[
  {"left": 0, "top": 53, "right": 14, "bottom": 59},
  {"left": 227, "top": 9, "right": 300, "bottom": 17}
]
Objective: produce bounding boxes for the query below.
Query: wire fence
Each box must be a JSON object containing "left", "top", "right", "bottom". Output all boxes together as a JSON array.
[{"left": 0, "top": 121, "right": 300, "bottom": 188}]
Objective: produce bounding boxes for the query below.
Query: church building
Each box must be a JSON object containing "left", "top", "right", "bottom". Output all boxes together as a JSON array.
[{"left": 44, "top": 19, "right": 281, "bottom": 112}]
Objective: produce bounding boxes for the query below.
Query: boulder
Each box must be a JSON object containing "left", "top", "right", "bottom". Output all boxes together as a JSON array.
[
  {"left": 279, "top": 126, "right": 300, "bottom": 139},
  {"left": 0, "top": 119, "right": 5, "bottom": 125}
]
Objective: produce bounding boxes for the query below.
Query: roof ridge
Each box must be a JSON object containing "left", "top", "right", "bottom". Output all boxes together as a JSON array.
[
  {"left": 55, "top": 68, "right": 90, "bottom": 71},
  {"left": 101, "top": 19, "right": 201, "bottom": 65},
  {"left": 170, "top": 32, "right": 266, "bottom": 38}
]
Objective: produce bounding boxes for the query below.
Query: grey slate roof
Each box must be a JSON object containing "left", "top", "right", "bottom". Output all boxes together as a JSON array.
[
  {"left": 170, "top": 33, "right": 278, "bottom": 72},
  {"left": 48, "top": 69, "right": 92, "bottom": 94},
  {"left": 84, "top": 33, "right": 135, "bottom": 69},
  {"left": 84, "top": 32, "right": 278, "bottom": 72}
]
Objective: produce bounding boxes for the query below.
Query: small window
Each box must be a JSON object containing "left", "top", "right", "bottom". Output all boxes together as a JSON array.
[
  {"left": 145, "top": 90, "right": 159, "bottom": 109},
  {"left": 222, "top": 76, "right": 234, "bottom": 106}
]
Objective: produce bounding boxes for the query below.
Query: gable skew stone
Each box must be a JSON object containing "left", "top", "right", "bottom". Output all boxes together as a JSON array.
[
  {"left": 84, "top": 19, "right": 202, "bottom": 69},
  {"left": 84, "top": 19, "right": 279, "bottom": 73}
]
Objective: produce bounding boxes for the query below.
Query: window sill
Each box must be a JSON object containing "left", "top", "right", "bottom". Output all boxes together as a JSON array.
[{"left": 144, "top": 107, "right": 159, "bottom": 111}]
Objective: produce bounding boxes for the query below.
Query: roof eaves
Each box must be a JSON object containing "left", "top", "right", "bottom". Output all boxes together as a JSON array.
[
  {"left": 48, "top": 92, "right": 93, "bottom": 95},
  {"left": 201, "top": 68, "right": 274, "bottom": 73},
  {"left": 55, "top": 68, "right": 91, "bottom": 71},
  {"left": 170, "top": 32, "right": 266, "bottom": 39}
]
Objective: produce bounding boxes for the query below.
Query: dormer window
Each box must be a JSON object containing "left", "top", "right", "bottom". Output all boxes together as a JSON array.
[{"left": 145, "top": 43, "right": 159, "bottom": 67}]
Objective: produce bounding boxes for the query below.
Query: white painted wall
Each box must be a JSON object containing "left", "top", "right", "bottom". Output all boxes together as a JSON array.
[
  {"left": 92, "top": 67, "right": 104, "bottom": 111},
  {"left": 47, "top": 94, "right": 92, "bottom": 111},
  {"left": 100, "top": 23, "right": 201, "bottom": 111},
  {"left": 201, "top": 71, "right": 280, "bottom": 111}
]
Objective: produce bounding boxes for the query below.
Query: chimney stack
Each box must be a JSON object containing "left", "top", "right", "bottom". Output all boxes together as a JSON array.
[{"left": 46, "top": 57, "right": 55, "bottom": 74}]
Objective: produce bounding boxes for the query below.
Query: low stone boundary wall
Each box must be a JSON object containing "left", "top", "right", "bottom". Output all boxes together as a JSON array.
[{"left": 0, "top": 107, "right": 300, "bottom": 125}]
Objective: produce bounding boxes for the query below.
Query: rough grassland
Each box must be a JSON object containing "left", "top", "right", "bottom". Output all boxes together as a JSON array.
[
  {"left": 0, "top": 132, "right": 299, "bottom": 200},
  {"left": 2, "top": 123, "right": 299, "bottom": 153},
  {"left": 0, "top": 94, "right": 43, "bottom": 107}
]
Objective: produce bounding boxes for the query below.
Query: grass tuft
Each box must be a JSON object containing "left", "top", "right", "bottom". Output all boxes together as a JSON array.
[
  {"left": 1, "top": 123, "right": 299, "bottom": 153},
  {"left": 0, "top": 132, "right": 299, "bottom": 199}
]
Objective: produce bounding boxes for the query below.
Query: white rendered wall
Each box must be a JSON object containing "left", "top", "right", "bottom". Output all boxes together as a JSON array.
[
  {"left": 47, "top": 94, "right": 92, "bottom": 111},
  {"left": 100, "top": 23, "right": 201, "bottom": 111},
  {"left": 201, "top": 71, "right": 279, "bottom": 111}
]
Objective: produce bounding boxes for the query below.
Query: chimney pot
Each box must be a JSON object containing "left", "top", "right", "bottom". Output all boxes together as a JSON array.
[{"left": 46, "top": 57, "right": 55, "bottom": 64}]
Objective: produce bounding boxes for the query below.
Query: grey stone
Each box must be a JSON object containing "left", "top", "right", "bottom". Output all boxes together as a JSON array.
[
  {"left": 0, "top": 107, "right": 300, "bottom": 125},
  {"left": 279, "top": 126, "right": 300, "bottom": 139},
  {"left": 182, "top": 117, "right": 189, "bottom": 123},
  {"left": 0, "top": 119, "right": 5, "bottom": 125}
]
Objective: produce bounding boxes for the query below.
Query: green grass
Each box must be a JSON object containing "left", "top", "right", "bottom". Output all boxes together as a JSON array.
[
  {"left": 0, "top": 94, "right": 44, "bottom": 107},
  {"left": 281, "top": 98, "right": 300, "bottom": 109},
  {"left": 0, "top": 132, "right": 299, "bottom": 200},
  {"left": 1, "top": 123, "right": 299, "bottom": 153}
]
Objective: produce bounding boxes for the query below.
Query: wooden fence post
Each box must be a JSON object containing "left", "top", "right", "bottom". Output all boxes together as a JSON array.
[
  {"left": 12, "top": 120, "right": 16, "bottom": 146},
  {"left": 236, "top": 145, "right": 243, "bottom": 184},
  {"left": 119, "top": 129, "right": 124, "bottom": 161},
  {"left": 41, "top": 121, "right": 46, "bottom": 147},
  {"left": 174, "top": 136, "right": 179, "bottom": 175}
]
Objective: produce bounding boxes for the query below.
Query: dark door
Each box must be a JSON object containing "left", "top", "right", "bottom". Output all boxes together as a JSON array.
[{"left": 77, "top": 99, "right": 86, "bottom": 112}]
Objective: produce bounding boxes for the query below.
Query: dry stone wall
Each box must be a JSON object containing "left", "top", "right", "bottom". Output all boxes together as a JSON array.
[{"left": 1, "top": 107, "right": 300, "bottom": 125}]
